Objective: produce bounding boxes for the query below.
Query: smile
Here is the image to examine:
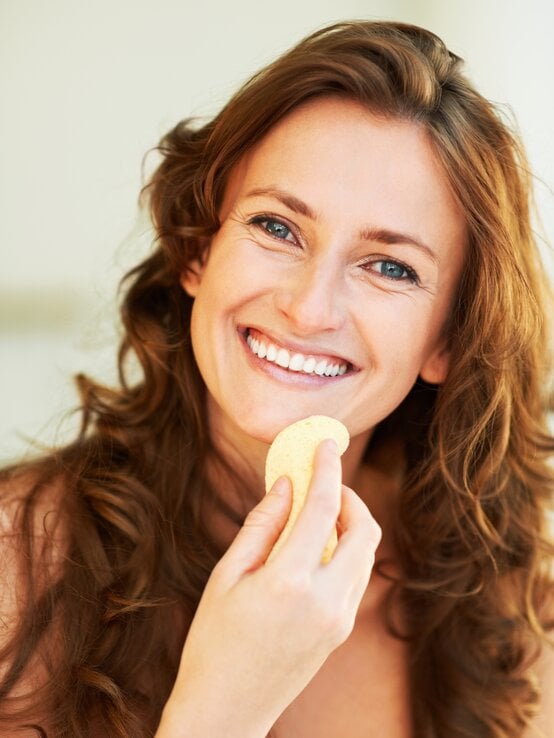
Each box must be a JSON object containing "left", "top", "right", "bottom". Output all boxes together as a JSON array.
[{"left": 244, "top": 328, "right": 351, "bottom": 377}]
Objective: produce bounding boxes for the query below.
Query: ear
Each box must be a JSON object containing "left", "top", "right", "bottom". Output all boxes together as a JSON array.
[
  {"left": 180, "top": 237, "right": 213, "bottom": 297},
  {"left": 419, "top": 341, "right": 450, "bottom": 385},
  {"left": 180, "top": 259, "right": 205, "bottom": 298}
]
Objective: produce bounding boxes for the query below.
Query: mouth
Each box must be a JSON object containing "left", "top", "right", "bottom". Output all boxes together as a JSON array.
[{"left": 240, "top": 327, "right": 356, "bottom": 379}]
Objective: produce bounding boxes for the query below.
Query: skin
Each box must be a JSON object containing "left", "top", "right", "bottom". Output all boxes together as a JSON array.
[
  {"left": 181, "top": 96, "right": 466, "bottom": 494},
  {"left": 158, "top": 444, "right": 382, "bottom": 738},
  {"left": 0, "top": 97, "right": 551, "bottom": 736},
  {"left": 156, "top": 98, "right": 468, "bottom": 736}
]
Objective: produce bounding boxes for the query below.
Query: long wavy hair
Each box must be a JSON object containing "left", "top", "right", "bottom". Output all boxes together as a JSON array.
[{"left": 1, "top": 20, "right": 552, "bottom": 738}]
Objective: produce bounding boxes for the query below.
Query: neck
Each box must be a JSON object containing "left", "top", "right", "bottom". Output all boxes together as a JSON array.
[
  {"left": 210, "top": 402, "right": 373, "bottom": 487},
  {"left": 201, "top": 402, "right": 401, "bottom": 552}
]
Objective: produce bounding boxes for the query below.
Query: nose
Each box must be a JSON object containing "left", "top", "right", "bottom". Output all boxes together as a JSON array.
[{"left": 274, "top": 260, "right": 345, "bottom": 335}]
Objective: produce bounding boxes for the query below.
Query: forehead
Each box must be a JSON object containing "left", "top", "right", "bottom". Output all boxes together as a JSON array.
[{"left": 221, "top": 97, "right": 466, "bottom": 255}]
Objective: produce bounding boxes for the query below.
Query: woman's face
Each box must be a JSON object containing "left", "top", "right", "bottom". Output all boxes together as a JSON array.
[{"left": 182, "top": 97, "right": 466, "bottom": 446}]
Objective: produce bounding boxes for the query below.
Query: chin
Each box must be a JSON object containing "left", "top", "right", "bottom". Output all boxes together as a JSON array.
[{"left": 235, "top": 407, "right": 322, "bottom": 445}]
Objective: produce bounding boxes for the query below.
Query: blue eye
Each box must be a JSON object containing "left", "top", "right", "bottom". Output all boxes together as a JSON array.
[
  {"left": 371, "top": 260, "right": 419, "bottom": 284},
  {"left": 265, "top": 220, "right": 290, "bottom": 239},
  {"left": 379, "top": 261, "right": 407, "bottom": 279},
  {"left": 250, "top": 216, "right": 293, "bottom": 241}
]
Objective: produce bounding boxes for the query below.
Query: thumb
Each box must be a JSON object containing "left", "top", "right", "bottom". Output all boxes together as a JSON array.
[{"left": 223, "top": 476, "right": 292, "bottom": 578}]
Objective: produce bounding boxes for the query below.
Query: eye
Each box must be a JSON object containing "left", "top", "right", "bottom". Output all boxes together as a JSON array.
[
  {"left": 249, "top": 215, "right": 295, "bottom": 242},
  {"left": 367, "top": 259, "right": 419, "bottom": 284}
]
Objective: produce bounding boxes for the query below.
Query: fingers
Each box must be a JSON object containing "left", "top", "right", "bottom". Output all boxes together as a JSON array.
[
  {"left": 325, "top": 485, "right": 382, "bottom": 605},
  {"left": 218, "top": 476, "right": 292, "bottom": 584},
  {"left": 277, "top": 439, "right": 342, "bottom": 571},
  {"left": 217, "top": 438, "right": 381, "bottom": 626}
]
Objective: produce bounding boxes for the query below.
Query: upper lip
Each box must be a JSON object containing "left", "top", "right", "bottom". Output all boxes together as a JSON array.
[{"left": 240, "top": 325, "right": 357, "bottom": 368}]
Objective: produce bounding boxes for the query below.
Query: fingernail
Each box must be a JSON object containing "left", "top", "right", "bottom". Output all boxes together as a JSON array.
[{"left": 322, "top": 438, "right": 338, "bottom": 454}]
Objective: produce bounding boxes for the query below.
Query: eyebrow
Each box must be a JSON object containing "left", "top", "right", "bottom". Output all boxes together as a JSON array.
[
  {"left": 245, "top": 187, "right": 316, "bottom": 219},
  {"left": 244, "top": 186, "right": 438, "bottom": 263}
]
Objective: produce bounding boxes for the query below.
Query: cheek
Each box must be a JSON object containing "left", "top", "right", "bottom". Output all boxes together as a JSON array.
[
  {"left": 206, "top": 238, "right": 269, "bottom": 296},
  {"left": 189, "top": 248, "right": 265, "bottom": 343},
  {"left": 358, "top": 296, "right": 442, "bottom": 373}
]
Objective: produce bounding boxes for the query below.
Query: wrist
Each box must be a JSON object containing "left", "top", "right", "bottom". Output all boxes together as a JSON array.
[{"left": 156, "top": 696, "right": 271, "bottom": 738}]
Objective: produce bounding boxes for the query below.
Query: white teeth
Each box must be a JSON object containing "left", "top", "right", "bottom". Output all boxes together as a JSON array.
[
  {"left": 246, "top": 331, "right": 348, "bottom": 377},
  {"left": 289, "top": 353, "right": 305, "bottom": 371},
  {"left": 275, "top": 348, "right": 290, "bottom": 368},
  {"left": 314, "top": 359, "right": 327, "bottom": 376}
]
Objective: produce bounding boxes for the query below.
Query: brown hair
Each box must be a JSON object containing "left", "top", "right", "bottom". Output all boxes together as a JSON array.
[{"left": 1, "top": 20, "right": 552, "bottom": 738}]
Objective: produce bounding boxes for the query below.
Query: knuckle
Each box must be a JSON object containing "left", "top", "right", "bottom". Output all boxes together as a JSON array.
[
  {"left": 356, "top": 503, "right": 382, "bottom": 545},
  {"left": 320, "top": 603, "right": 354, "bottom": 645},
  {"left": 277, "top": 571, "right": 312, "bottom": 600},
  {"left": 366, "top": 515, "right": 382, "bottom": 546}
]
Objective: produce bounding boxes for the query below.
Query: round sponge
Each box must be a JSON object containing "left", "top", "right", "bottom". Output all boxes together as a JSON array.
[{"left": 265, "top": 415, "right": 349, "bottom": 564}]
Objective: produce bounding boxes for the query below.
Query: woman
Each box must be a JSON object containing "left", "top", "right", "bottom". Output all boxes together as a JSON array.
[{"left": 1, "top": 20, "right": 552, "bottom": 738}]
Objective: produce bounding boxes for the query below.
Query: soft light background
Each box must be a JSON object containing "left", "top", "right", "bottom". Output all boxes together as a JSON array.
[{"left": 1, "top": 0, "right": 553, "bottom": 463}]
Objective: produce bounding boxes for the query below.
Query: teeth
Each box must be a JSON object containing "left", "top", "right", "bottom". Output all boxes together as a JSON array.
[
  {"left": 314, "top": 359, "right": 327, "bottom": 376},
  {"left": 246, "top": 331, "right": 348, "bottom": 377},
  {"left": 275, "top": 348, "right": 290, "bottom": 368},
  {"left": 289, "top": 353, "right": 305, "bottom": 371}
]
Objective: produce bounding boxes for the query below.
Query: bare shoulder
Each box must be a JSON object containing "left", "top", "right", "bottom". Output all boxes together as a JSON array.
[
  {"left": 0, "top": 465, "right": 67, "bottom": 643},
  {"left": 524, "top": 589, "right": 554, "bottom": 737},
  {"left": 524, "top": 637, "right": 554, "bottom": 737},
  {"left": 0, "top": 465, "right": 69, "bottom": 738},
  {"left": 0, "top": 464, "right": 67, "bottom": 551}
]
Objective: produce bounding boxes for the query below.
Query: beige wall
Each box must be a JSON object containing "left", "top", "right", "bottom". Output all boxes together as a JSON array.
[{"left": 1, "top": 0, "right": 552, "bottom": 462}]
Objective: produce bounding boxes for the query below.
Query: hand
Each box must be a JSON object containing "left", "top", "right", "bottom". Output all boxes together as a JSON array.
[{"left": 157, "top": 440, "right": 381, "bottom": 738}]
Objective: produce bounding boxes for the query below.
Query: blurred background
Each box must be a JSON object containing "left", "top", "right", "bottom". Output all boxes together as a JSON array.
[{"left": 1, "top": 0, "right": 553, "bottom": 463}]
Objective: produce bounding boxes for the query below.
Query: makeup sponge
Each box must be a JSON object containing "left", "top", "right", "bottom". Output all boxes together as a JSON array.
[{"left": 265, "top": 415, "right": 349, "bottom": 563}]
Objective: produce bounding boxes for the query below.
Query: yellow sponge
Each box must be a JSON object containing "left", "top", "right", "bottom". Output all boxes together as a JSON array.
[{"left": 265, "top": 415, "right": 349, "bottom": 564}]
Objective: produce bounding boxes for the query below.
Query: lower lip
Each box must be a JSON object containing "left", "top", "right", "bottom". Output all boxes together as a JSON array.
[{"left": 238, "top": 330, "right": 352, "bottom": 387}]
